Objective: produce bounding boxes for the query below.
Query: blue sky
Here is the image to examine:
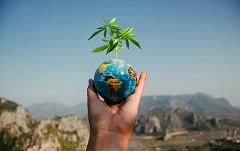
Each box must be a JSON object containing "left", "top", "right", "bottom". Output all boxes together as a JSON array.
[{"left": 0, "top": 0, "right": 239, "bottom": 106}]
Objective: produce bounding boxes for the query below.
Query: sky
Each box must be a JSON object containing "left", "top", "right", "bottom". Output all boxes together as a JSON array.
[{"left": 0, "top": 0, "right": 239, "bottom": 107}]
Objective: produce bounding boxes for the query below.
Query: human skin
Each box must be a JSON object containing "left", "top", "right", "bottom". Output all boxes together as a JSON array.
[{"left": 86, "top": 71, "right": 147, "bottom": 151}]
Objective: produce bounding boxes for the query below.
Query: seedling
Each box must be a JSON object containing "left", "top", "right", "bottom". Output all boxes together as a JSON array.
[
  {"left": 88, "top": 17, "right": 141, "bottom": 103},
  {"left": 88, "top": 17, "right": 141, "bottom": 58}
]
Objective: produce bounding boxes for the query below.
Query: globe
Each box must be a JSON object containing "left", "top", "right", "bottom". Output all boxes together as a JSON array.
[{"left": 94, "top": 59, "right": 138, "bottom": 103}]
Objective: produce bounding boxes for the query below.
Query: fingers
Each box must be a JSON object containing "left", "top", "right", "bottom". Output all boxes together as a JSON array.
[
  {"left": 134, "top": 71, "right": 147, "bottom": 98},
  {"left": 87, "top": 79, "right": 99, "bottom": 102},
  {"left": 119, "top": 71, "right": 147, "bottom": 117}
]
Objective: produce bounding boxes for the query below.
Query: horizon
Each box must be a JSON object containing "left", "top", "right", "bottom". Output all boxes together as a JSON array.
[
  {"left": 0, "top": 0, "right": 239, "bottom": 106},
  {"left": 2, "top": 92, "right": 238, "bottom": 108}
]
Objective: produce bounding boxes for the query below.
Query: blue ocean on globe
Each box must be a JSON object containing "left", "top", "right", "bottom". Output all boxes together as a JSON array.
[{"left": 94, "top": 59, "right": 138, "bottom": 103}]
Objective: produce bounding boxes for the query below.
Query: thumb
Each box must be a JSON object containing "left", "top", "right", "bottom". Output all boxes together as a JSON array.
[{"left": 87, "top": 79, "right": 99, "bottom": 101}]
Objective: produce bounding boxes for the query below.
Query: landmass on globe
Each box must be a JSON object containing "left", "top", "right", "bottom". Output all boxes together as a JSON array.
[{"left": 94, "top": 59, "right": 137, "bottom": 102}]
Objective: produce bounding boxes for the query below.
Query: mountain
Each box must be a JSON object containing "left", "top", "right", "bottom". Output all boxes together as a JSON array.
[
  {"left": 134, "top": 106, "right": 220, "bottom": 140},
  {"left": 140, "top": 93, "right": 240, "bottom": 116},
  {"left": 27, "top": 93, "right": 239, "bottom": 120},
  {"left": 26, "top": 115, "right": 89, "bottom": 151},
  {"left": 0, "top": 97, "right": 37, "bottom": 151},
  {"left": 0, "top": 97, "right": 89, "bottom": 151},
  {"left": 28, "top": 102, "right": 87, "bottom": 120}
]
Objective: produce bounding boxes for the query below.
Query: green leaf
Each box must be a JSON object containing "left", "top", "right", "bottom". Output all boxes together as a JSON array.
[
  {"left": 125, "top": 38, "right": 129, "bottom": 49},
  {"left": 122, "top": 27, "right": 131, "bottom": 34},
  {"left": 106, "top": 42, "right": 118, "bottom": 54},
  {"left": 109, "top": 30, "right": 113, "bottom": 37},
  {"left": 115, "top": 34, "right": 122, "bottom": 39},
  {"left": 116, "top": 45, "right": 123, "bottom": 50},
  {"left": 104, "top": 29, "right": 107, "bottom": 38},
  {"left": 109, "top": 18, "right": 116, "bottom": 24},
  {"left": 103, "top": 18, "right": 108, "bottom": 24},
  {"left": 120, "top": 27, "right": 133, "bottom": 39},
  {"left": 112, "top": 29, "right": 121, "bottom": 36},
  {"left": 123, "top": 28, "right": 133, "bottom": 36},
  {"left": 88, "top": 29, "right": 104, "bottom": 40},
  {"left": 92, "top": 45, "right": 109, "bottom": 52},
  {"left": 109, "top": 39, "right": 113, "bottom": 46},
  {"left": 97, "top": 27, "right": 103, "bottom": 30},
  {"left": 129, "top": 38, "right": 141, "bottom": 49},
  {"left": 113, "top": 39, "right": 118, "bottom": 43},
  {"left": 111, "top": 24, "right": 121, "bottom": 30},
  {"left": 129, "top": 33, "right": 136, "bottom": 38},
  {"left": 102, "top": 39, "right": 109, "bottom": 44}
]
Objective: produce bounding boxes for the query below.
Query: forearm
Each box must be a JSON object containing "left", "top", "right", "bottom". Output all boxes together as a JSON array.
[{"left": 86, "top": 129, "right": 130, "bottom": 151}]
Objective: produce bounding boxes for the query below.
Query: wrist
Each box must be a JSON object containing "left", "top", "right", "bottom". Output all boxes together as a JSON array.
[{"left": 87, "top": 129, "right": 130, "bottom": 151}]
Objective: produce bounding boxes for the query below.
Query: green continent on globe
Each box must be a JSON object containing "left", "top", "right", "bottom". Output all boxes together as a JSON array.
[{"left": 94, "top": 59, "right": 137, "bottom": 103}]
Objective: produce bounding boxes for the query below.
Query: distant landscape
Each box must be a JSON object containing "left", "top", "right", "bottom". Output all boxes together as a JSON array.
[
  {"left": 1, "top": 93, "right": 240, "bottom": 151},
  {"left": 27, "top": 93, "right": 240, "bottom": 120}
]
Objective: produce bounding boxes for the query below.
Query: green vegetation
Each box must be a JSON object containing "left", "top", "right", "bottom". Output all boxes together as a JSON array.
[
  {"left": 88, "top": 17, "right": 141, "bottom": 58},
  {"left": 0, "top": 128, "right": 30, "bottom": 151},
  {"left": 167, "top": 144, "right": 212, "bottom": 151},
  {"left": 46, "top": 124, "right": 58, "bottom": 134},
  {"left": 209, "top": 140, "right": 240, "bottom": 151},
  {"left": 0, "top": 130, "right": 18, "bottom": 151},
  {"left": 58, "top": 136, "right": 78, "bottom": 151},
  {"left": 0, "top": 100, "right": 18, "bottom": 111},
  {"left": 164, "top": 141, "right": 240, "bottom": 151},
  {"left": 220, "top": 118, "right": 240, "bottom": 127},
  {"left": 46, "top": 124, "right": 80, "bottom": 151}
]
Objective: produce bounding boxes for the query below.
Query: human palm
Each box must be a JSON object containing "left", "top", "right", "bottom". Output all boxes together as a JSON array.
[{"left": 87, "top": 71, "right": 147, "bottom": 135}]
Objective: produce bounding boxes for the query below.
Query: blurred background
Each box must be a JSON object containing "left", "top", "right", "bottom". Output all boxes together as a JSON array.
[{"left": 0, "top": 0, "right": 240, "bottom": 151}]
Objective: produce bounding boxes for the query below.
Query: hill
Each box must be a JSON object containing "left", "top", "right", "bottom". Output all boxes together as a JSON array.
[
  {"left": 0, "top": 97, "right": 89, "bottom": 151},
  {"left": 134, "top": 105, "right": 220, "bottom": 139},
  {"left": 140, "top": 93, "right": 239, "bottom": 116}
]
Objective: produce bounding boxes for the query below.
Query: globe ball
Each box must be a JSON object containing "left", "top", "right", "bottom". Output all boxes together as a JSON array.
[{"left": 94, "top": 59, "right": 137, "bottom": 103}]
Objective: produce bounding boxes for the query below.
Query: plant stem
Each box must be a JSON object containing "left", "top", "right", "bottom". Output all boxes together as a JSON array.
[{"left": 115, "top": 49, "right": 118, "bottom": 59}]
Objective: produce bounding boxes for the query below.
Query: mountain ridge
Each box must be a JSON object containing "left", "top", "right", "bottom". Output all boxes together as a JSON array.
[
  {"left": 24, "top": 93, "right": 239, "bottom": 120},
  {"left": 140, "top": 93, "right": 239, "bottom": 116}
]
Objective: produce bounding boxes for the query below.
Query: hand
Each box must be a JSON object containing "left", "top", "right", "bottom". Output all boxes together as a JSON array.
[{"left": 86, "top": 71, "right": 147, "bottom": 151}]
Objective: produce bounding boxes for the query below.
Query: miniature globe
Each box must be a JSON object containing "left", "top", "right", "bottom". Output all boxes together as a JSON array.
[{"left": 94, "top": 59, "right": 138, "bottom": 103}]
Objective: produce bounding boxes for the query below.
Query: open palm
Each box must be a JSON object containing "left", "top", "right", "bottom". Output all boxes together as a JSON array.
[{"left": 87, "top": 71, "right": 147, "bottom": 136}]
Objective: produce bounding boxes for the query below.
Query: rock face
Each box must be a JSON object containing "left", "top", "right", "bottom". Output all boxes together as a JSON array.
[
  {"left": 135, "top": 115, "right": 162, "bottom": 134},
  {"left": 0, "top": 98, "right": 36, "bottom": 132},
  {"left": 134, "top": 106, "right": 220, "bottom": 138},
  {"left": 0, "top": 97, "right": 89, "bottom": 151},
  {"left": 165, "top": 112, "right": 183, "bottom": 129},
  {"left": 0, "top": 97, "right": 37, "bottom": 151},
  {"left": 27, "top": 116, "right": 89, "bottom": 151}
]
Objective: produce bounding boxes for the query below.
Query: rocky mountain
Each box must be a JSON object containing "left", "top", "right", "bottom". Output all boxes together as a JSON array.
[
  {"left": 140, "top": 93, "right": 240, "bottom": 116},
  {"left": 28, "top": 102, "right": 87, "bottom": 120},
  {"left": 0, "top": 97, "right": 37, "bottom": 151},
  {"left": 26, "top": 116, "right": 89, "bottom": 151},
  {"left": 0, "top": 97, "right": 89, "bottom": 151},
  {"left": 134, "top": 106, "right": 220, "bottom": 140}
]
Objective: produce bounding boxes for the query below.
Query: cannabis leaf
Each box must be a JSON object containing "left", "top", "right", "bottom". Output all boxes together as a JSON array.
[
  {"left": 92, "top": 45, "right": 109, "bottom": 52},
  {"left": 88, "top": 17, "right": 142, "bottom": 58}
]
